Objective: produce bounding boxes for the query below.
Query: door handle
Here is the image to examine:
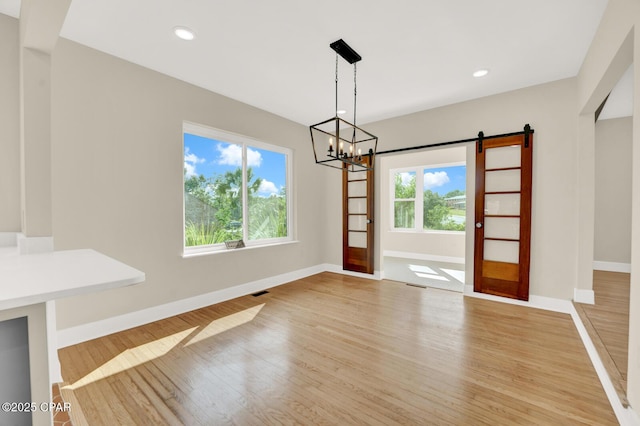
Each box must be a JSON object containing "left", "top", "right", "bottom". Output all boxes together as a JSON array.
[
  {"left": 475, "top": 222, "right": 483, "bottom": 229},
  {"left": 366, "top": 219, "right": 373, "bottom": 224}
]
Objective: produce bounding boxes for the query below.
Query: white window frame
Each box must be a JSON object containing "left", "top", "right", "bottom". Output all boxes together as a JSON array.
[
  {"left": 390, "top": 168, "right": 422, "bottom": 230},
  {"left": 390, "top": 161, "right": 466, "bottom": 234},
  {"left": 183, "top": 121, "right": 293, "bottom": 256}
]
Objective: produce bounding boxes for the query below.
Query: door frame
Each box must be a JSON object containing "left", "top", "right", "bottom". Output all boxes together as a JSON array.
[
  {"left": 473, "top": 130, "right": 533, "bottom": 300},
  {"left": 343, "top": 157, "right": 375, "bottom": 274}
]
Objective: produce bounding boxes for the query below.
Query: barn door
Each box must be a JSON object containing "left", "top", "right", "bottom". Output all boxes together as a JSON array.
[
  {"left": 474, "top": 130, "right": 533, "bottom": 300},
  {"left": 343, "top": 157, "right": 374, "bottom": 274}
]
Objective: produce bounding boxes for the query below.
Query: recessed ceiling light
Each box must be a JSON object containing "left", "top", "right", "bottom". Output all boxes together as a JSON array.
[
  {"left": 174, "top": 26, "right": 195, "bottom": 41},
  {"left": 337, "top": 109, "right": 347, "bottom": 115},
  {"left": 473, "top": 69, "right": 489, "bottom": 78}
]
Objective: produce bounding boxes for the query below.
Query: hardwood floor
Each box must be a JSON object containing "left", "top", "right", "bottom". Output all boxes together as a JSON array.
[
  {"left": 58, "top": 272, "right": 617, "bottom": 425},
  {"left": 575, "top": 270, "right": 630, "bottom": 406}
]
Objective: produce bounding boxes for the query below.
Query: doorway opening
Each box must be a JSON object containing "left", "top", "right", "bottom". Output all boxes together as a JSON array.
[
  {"left": 579, "top": 63, "right": 634, "bottom": 404},
  {"left": 380, "top": 146, "right": 469, "bottom": 292}
]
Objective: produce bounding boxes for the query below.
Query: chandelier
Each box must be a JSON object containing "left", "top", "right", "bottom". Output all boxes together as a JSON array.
[{"left": 309, "top": 39, "right": 378, "bottom": 171}]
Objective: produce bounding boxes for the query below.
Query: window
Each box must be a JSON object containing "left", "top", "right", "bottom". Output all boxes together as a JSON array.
[
  {"left": 391, "top": 163, "right": 466, "bottom": 232},
  {"left": 183, "top": 122, "right": 292, "bottom": 254},
  {"left": 393, "top": 171, "right": 416, "bottom": 228}
]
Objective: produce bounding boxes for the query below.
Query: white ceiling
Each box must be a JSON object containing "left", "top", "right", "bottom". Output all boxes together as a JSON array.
[{"left": 2, "top": 0, "right": 624, "bottom": 125}]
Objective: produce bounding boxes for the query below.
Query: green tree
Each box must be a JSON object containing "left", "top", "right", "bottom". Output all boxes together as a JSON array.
[
  {"left": 423, "top": 190, "right": 449, "bottom": 229},
  {"left": 184, "top": 172, "right": 213, "bottom": 205},
  {"left": 185, "top": 167, "right": 291, "bottom": 246},
  {"left": 422, "top": 189, "right": 466, "bottom": 231},
  {"left": 210, "top": 168, "right": 255, "bottom": 226},
  {"left": 394, "top": 173, "right": 416, "bottom": 199},
  {"left": 249, "top": 186, "right": 287, "bottom": 239},
  {"left": 184, "top": 171, "right": 216, "bottom": 232},
  {"left": 444, "top": 189, "right": 465, "bottom": 198}
]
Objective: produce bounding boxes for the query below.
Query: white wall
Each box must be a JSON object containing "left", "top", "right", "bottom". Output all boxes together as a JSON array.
[
  {"left": 2, "top": 1, "right": 638, "bottom": 412},
  {"left": 0, "top": 14, "right": 20, "bottom": 232},
  {"left": 324, "top": 78, "right": 577, "bottom": 299},
  {"left": 379, "top": 146, "right": 466, "bottom": 259},
  {"left": 594, "top": 117, "right": 632, "bottom": 265},
  {"left": 49, "top": 38, "right": 329, "bottom": 330},
  {"left": 576, "top": 0, "right": 640, "bottom": 413}
]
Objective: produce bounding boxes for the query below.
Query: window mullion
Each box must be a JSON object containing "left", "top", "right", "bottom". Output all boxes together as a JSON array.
[
  {"left": 286, "top": 152, "right": 292, "bottom": 238},
  {"left": 390, "top": 171, "right": 396, "bottom": 229},
  {"left": 183, "top": 122, "right": 293, "bottom": 254},
  {"left": 242, "top": 144, "right": 249, "bottom": 242},
  {"left": 415, "top": 168, "right": 424, "bottom": 231}
]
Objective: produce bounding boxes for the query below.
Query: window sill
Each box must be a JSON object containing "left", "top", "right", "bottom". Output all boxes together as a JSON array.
[
  {"left": 182, "top": 240, "right": 299, "bottom": 259},
  {"left": 389, "top": 229, "right": 465, "bottom": 235}
]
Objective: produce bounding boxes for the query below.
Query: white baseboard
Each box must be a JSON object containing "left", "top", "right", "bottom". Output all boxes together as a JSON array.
[
  {"left": 574, "top": 288, "right": 595, "bottom": 305},
  {"left": 55, "top": 265, "right": 638, "bottom": 424},
  {"left": 323, "top": 263, "right": 381, "bottom": 280},
  {"left": 0, "top": 232, "right": 18, "bottom": 247},
  {"left": 464, "top": 285, "right": 640, "bottom": 426},
  {"left": 463, "top": 285, "right": 573, "bottom": 314},
  {"left": 593, "top": 261, "right": 631, "bottom": 273},
  {"left": 57, "top": 264, "right": 325, "bottom": 348},
  {"left": 569, "top": 304, "right": 639, "bottom": 426},
  {"left": 16, "top": 234, "right": 54, "bottom": 254},
  {"left": 462, "top": 285, "right": 637, "bottom": 425},
  {"left": 625, "top": 407, "right": 640, "bottom": 426},
  {"left": 383, "top": 250, "right": 465, "bottom": 265}
]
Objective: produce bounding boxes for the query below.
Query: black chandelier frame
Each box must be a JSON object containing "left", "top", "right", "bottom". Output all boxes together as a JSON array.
[{"left": 309, "top": 39, "right": 378, "bottom": 172}]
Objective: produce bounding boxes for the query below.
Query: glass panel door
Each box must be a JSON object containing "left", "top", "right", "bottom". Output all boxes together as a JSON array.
[
  {"left": 343, "top": 158, "right": 374, "bottom": 274},
  {"left": 474, "top": 132, "right": 532, "bottom": 301}
]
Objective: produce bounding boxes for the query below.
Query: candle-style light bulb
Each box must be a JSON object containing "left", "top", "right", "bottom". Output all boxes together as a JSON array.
[
  {"left": 328, "top": 138, "right": 334, "bottom": 153},
  {"left": 339, "top": 141, "right": 344, "bottom": 155}
]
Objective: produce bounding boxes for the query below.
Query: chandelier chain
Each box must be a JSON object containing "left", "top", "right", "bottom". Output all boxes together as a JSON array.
[
  {"left": 335, "top": 53, "right": 339, "bottom": 118},
  {"left": 353, "top": 63, "right": 357, "bottom": 128}
]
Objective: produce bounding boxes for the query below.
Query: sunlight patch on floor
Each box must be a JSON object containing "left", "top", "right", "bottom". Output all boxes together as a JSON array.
[
  {"left": 62, "top": 304, "right": 266, "bottom": 390},
  {"left": 441, "top": 268, "right": 465, "bottom": 283},
  {"left": 185, "top": 303, "right": 265, "bottom": 346},
  {"left": 409, "top": 264, "right": 437, "bottom": 274},
  {"left": 384, "top": 256, "right": 465, "bottom": 292},
  {"left": 62, "top": 327, "right": 197, "bottom": 391},
  {"left": 414, "top": 271, "right": 449, "bottom": 281}
]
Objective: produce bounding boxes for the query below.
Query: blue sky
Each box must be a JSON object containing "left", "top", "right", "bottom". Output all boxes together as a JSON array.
[
  {"left": 398, "top": 165, "right": 466, "bottom": 196},
  {"left": 184, "top": 133, "right": 286, "bottom": 197},
  {"left": 424, "top": 165, "right": 466, "bottom": 195}
]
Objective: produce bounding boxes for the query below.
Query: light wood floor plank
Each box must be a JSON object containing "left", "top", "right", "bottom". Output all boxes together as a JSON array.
[
  {"left": 576, "top": 270, "right": 630, "bottom": 407},
  {"left": 591, "top": 271, "right": 630, "bottom": 379},
  {"left": 58, "top": 272, "right": 617, "bottom": 425}
]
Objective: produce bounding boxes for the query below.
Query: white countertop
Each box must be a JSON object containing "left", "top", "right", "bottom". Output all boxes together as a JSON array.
[{"left": 0, "top": 248, "right": 145, "bottom": 311}]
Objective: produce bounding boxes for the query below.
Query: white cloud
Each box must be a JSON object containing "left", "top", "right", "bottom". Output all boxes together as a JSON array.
[
  {"left": 399, "top": 172, "right": 415, "bottom": 186},
  {"left": 217, "top": 144, "right": 242, "bottom": 166},
  {"left": 184, "top": 148, "right": 205, "bottom": 177},
  {"left": 184, "top": 162, "right": 197, "bottom": 177},
  {"left": 424, "top": 171, "right": 449, "bottom": 189},
  {"left": 258, "top": 179, "right": 279, "bottom": 196},
  {"left": 217, "top": 144, "right": 262, "bottom": 167},
  {"left": 247, "top": 148, "right": 262, "bottom": 167}
]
